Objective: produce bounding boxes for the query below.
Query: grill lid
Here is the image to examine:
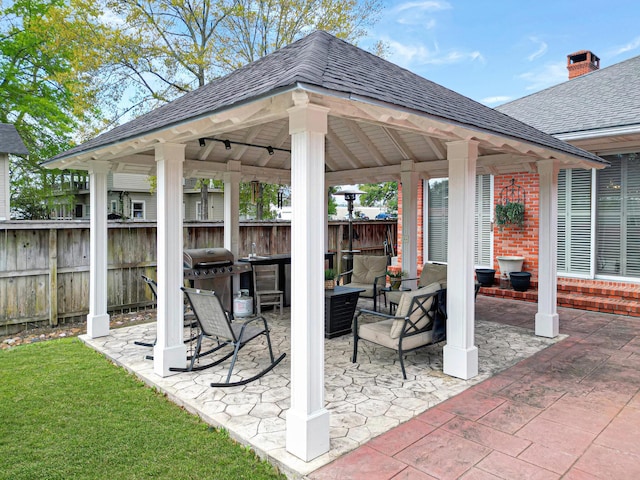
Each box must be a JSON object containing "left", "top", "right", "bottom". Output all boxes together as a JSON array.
[{"left": 183, "top": 248, "right": 234, "bottom": 269}]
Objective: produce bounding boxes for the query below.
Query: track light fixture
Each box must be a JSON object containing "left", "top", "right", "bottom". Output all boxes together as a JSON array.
[{"left": 197, "top": 137, "right": 291, "bottom": 155}]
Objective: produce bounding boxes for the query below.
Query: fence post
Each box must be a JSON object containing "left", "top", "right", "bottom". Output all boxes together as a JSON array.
[{"left": 49, "top": 228, "right": 58, "bottom": 326}]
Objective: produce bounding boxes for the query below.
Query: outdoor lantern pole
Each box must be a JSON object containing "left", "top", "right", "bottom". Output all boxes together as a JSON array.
[{"left": 334, "top": 188, "right": 364, "bottom": 276}]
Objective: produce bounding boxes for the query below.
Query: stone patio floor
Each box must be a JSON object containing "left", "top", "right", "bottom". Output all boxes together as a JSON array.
[{"left": 79, "top": 295, "right": 640, "bottom": 479}]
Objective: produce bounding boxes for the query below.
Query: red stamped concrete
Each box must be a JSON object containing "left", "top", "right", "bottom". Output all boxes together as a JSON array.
[{"left": 308, "top": 297, "right": 640, "bottom": 479}]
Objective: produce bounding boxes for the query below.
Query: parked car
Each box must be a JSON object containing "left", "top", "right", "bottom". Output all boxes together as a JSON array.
[{"left": 375, "top": 212, "right": 396, "bottom": 220}]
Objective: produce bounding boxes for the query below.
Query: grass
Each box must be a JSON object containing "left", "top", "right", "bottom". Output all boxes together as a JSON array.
[{"left": 0, "top": 338, "right": 286, "bottom": 480}]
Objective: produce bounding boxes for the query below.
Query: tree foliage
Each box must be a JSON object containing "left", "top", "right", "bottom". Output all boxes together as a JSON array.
[
  {"left": 1, "top": 0, "right": 108, "bottom": 218},
  {"left": 359, "top": 182, "right": 398, "bottom": 213}
]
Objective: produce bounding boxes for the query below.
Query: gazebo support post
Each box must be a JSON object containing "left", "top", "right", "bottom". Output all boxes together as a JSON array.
[
  {"left": 535, "top": 160, "right": 560, "bottom": 337},
  {"left": 153, "top": 143, "right": 187, "bottom": 377},
  {"left": 285, "top": 96, "right": 330, "bottom": 462},
  {"left": 224, "top": 161, "right": 242, "bottom": 292},
  {"left": 443, "top": 140, "right": 479, "bottom": 379},
  {"left": 87, "top": 162, "right": 111, "bottom": 338},
  {"left": 401, "top": 161, "right": 419, "bottom": 285}
]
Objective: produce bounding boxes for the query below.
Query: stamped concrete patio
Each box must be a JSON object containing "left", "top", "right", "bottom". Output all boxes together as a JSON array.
[{"left": 80, "top": 296, "right": 566, "bottom": 478}]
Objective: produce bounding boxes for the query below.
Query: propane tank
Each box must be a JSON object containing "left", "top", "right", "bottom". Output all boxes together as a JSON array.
[{"left": 233, "top": 289, "right": 254, "bottom": 318}]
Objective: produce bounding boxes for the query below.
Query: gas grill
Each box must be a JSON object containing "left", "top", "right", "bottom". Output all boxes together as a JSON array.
[{"left": 183, "top": 248, "right": 252, "bottom": 312}]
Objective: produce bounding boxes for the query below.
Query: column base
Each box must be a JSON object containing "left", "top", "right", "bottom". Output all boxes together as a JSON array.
[
  {"left": 535, "top": 312, "right": 559, "bottom": 338},
  {"left": 87, "top": 313, "right": 110, "bottom": 338},
  {"left": 286, "top": 407, "right": 330, "bottom": 462},
  {"left": 153, "top": 343, "right": 187, "bottom": 377},
  {"left": 443, "top": 344, "right": 478, "bottom": 380}
]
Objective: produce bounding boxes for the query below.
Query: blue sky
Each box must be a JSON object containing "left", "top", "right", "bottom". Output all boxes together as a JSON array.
[{"left": 361, "top": 1, "right": 640, "bottom": 106}]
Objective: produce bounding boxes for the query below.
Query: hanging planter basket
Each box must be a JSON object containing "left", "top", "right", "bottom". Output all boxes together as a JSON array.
[{"left": 495, "top": 178, "right": 526, "bottom": 229}]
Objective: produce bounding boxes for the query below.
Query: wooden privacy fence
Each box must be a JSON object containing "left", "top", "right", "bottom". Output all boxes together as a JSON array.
[{"left": 0, "top": 220, "right": 396, "bottom": 332}]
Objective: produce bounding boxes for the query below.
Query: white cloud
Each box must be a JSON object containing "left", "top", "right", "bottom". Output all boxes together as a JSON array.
[
  {"left": 518, "top": 62, "right": 567, "bottom": 91},
  {"left": 481, "top": 96, "right": 512, "bottom": 106},
  {"left": 610, "top": 36, "right": 640, "bottom": 55},
  {"left": 386, "top": 38, "right": 484, "bottom": 67},
  {"left": 394, "top": 1, "right": 452, "bottom": 13},
  {"left": 392, "top": 1, "right": 451, "bottom": 27},
  {"left": 527, "top": 37, "right": 548, "bottom": 61}
]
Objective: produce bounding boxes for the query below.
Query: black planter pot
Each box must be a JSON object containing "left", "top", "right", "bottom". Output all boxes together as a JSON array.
[
  {"left": 475, "top": 269, "right": 496, "bottom": 287},
  {"left": 509, "top": 272, "right": 531, "bottom": 292}
]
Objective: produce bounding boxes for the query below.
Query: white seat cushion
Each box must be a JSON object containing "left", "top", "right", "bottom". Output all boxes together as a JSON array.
[
  {"left": 358, "top": 318, "right": 434, "bottom": 350},
  {"left": 389, "top": 282, "right": 441, "bottom": 338}
]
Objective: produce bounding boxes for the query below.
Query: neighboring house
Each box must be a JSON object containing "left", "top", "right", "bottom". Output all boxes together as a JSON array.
[
  {"left": 406, "top": 51, "right": 640, "bottom": 315},
  {"left": 51, "top": 173, "right": 224, "bottom": 221},
  {"left": 0, "top": 124, "right": 29, "bottom": 221}
]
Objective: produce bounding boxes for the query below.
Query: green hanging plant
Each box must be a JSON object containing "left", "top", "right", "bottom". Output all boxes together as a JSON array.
[{"left": 495, "top": 201, "right": 525, "bottom": 228}]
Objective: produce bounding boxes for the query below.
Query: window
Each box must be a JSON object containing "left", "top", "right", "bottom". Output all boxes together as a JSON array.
[
  {"left": 557, "top": 169, "right": 593, "bottom": 276},
  {"left": 74, "top": 204, "right": 84, "bottom": 218},
  {"left": 110, "top": 200, "right": 118, "bottom": 213},
  {"left": 131, "top": 201, "right": 145, "bottom": 219},
  {"left": 196, "top": 201, "right": 203, "bottom": 220},
  {"left": 426, "top": 174, "right": 492, "bottom": 266},
  {"left": 596, "top": 153, "right": 640, "bottom": 277}
]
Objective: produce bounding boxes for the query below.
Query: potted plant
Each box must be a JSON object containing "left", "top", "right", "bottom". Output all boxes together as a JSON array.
[
  {"left": 386, "top": 269, "right": 407, "bottom": 290},
  {"left": 509, "top": 271, "right": 531, "bottom": 291},
  {"left": 475, "top": 268, "right": 496, "bottom": 287},
  {"left": 324, "top": 269, "right": 337, "bottom": 290},
  {"left": 495, "top": 201, "right": 525, "bottom": 229}
]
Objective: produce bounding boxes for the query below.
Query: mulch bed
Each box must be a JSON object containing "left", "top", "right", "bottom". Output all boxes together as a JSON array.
[{"left": 1, "top": 310, "right": 157, "bottom": 351}]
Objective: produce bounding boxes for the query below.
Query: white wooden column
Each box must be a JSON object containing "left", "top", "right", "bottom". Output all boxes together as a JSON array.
[
  {"left": 87, "top": 161, "right": 111, "bottom": 338},
  {"left": 401, "top": 161, "right": 419, "bottom": 283},
  {"left": 153, "top": 143, "right": 187, "bottom": 377},
  {"left": 0, "top": 153, "right": 9, "bottom": 221},
  {"left": 285, "top": 95, "right": 330, "bottom": 462},
  {"left": 535, "top": 160, "right": 559, "bottom": 337},
  {"left": 443, "top": 140, "right": 478, "bottom": 379},
  {"left": 224, "top": 161, "right": 241, "bottom": 258}
]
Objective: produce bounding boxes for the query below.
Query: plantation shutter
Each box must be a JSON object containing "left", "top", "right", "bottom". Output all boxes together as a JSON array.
[
  {"left": 474, "top": 175, "right": 492, "bottom": 266},
  {"left": 427, "top": 175, "right": 492, "bottom": 265},
  {"left": 598, "top": 153, "right": 640, "bottom": 277},
  {"left": 427, "top": 179, "right": 448, "bottom": 263},
  {"left": 597, "top": 156, "right": 623, "bottom": 275},
  {"left": 626, "top": 154, "right": 640, "bottom": 276},
  {"left": 557, "top": 169, "right": 592, "bottom": 275}
]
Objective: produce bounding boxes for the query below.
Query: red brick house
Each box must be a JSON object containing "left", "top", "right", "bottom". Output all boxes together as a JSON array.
[{"left": 399, "top": 51, "right": 640, "bottom": 316}]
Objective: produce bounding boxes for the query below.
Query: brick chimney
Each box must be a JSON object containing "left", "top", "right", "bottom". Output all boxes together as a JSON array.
[{"left": 567, "top": 50, "right": 600, "bottom": 79}]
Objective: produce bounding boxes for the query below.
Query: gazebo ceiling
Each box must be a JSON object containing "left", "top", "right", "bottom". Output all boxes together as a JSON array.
[{"left": 44, "top": 31, "right": 608, "bottom": 184}]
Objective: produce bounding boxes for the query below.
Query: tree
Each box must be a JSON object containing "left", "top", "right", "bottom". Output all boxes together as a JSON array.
[
  {"left": 1, "top": 0, "right": 109, "bottom": 218},
  {"left": 105, "top": 0, "right": 382, "bottom": 219},
  {"left": 217, "top": 0, "right": 382, "bottom": 69},
  {"left": 359, "top": 182, "right": 398, "bottom": 213}
]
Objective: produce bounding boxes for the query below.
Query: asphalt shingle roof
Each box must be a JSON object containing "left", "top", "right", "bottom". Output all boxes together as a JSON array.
[
  {"left": 497, "top": 55, "right": 640, "bottom": 135},
  {"left": 48, "top": 31, "right": 605, "bottom": 165},
  {"left": 0, "top": 124, "right": 28, "bottom": 155}
]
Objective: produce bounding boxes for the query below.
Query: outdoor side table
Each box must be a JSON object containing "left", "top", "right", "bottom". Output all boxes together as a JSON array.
[{"left": 324, "top": 286, "right": 365, "bottom": 338}]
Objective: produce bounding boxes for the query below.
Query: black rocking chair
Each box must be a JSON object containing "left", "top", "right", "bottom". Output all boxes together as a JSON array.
[{"left": 170, "top": 287, "right": 285, "bottom": 387}]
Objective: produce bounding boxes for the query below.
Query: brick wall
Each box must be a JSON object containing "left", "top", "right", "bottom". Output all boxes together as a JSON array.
[
  {"left": 396, "top": 180, "right": 425, "bottom": 267},
  {"left": 494, "top": 173, "right": 539, "bottom": 280}
]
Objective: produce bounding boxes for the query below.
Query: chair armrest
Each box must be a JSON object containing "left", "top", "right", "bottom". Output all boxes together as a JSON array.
[
  {"left": 338, "top": 270, "right": 353, "bottom": 278},
  {"left": 357, "top": 308, "right": 396, "bottom": 320}
]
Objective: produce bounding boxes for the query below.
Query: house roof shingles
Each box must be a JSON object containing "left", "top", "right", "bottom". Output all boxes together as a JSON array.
[
  {"left": 48, "top": 31, "right": 605, "bottom": 166},
  {"left": 497, "top": 55, "right": 640, "bottom": 136},
  {"left": 0, "top": 124, "right": 28, "bottom": 155}
]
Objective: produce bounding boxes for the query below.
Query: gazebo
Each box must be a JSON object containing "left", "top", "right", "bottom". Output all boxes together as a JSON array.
[
  {"left": 0, "top": 124, "right": 29, "bottom": 220},
  {"left": 43, "top": 31, "right": 607, "bottom": 462}
]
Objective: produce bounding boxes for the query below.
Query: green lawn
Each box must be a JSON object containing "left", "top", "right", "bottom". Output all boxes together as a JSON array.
[{"left": 0, "top": 338, "right": 285, "bottom": 480}]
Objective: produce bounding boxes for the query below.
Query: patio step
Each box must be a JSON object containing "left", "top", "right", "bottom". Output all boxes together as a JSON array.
[{"left": 478, "top": 277, "right": 640, "bottom": 317}]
